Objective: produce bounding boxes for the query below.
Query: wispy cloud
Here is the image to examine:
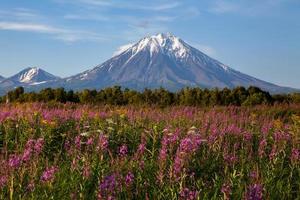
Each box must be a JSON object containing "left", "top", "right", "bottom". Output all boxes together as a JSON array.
[
  {"left": 64, "top": 14, "right": 109, "bottom": 21},
  {"left": 0, "top": 22, "right": 60, "bottom": 33},
  {"left": 210, "top": 0, "right": 294, "bottom": 15},
  {"left": 0, "top": 8, "right": 39, "bottom": 20},
  {"left": 136, "top": 2, "right": 180, "bottom": 11},
  {"left": 210, "top": 0, "right": 239, "bottom": 14},
  {"left": 0, "top": 21, "right": 107, "bottom": 42},
  {"left": 112, "top": 43, "right": 134, "bottom": 56},
  {"left": 56, "top": 0, "right": 180, "bottom": 11}
]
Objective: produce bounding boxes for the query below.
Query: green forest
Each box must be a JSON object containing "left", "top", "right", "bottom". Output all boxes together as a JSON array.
[{"left": 2, "top": 86, "right": 300, "bottom": 106}]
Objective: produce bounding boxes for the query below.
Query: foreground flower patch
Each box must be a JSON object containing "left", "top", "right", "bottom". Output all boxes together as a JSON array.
[{"left": 0, "top": 103, "right": 299, "bottom": 199}]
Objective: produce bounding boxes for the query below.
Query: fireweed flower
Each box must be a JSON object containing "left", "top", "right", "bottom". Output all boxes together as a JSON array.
[
  {"left": 137, "top": 143, "right": 146, "bottom": 155},
  {"left": 119, "top": 145, "right": 128, "bottom": 157},
  {"left": 0, "top": 176, "right": 7, "bottom": 188},
  {"left": 25, "top": 139, "right": 35, "bottom": 149},
  {"left": 64, "top": 140, "right": 71, "bottom": 151},
  {"left": 269, "top": 146, "right": 277, "bottom": 161},
  {"left": 245, "top": 184, "right": 263, "bottom": 200},
  {"left": 8, "top": 154, "right": 22, "bottom": 169},
  {"left": 22, "top": 148, "right": 32, "bottom": 162},
  {"left": 223, "top": 153, "right": 238, "bottom": 165},
  {"left": 250, "top": 171, "right": 259, "bottom": 180},
  {"left": 97, "top": 134, "right": 109, "bottom": 152},
  {"left": 125, "top": 172, "right": 134, "bottom": 187},
  {"left": 180, "top": 188, "right": 198, "bottom": 200},
  {"left": 99, "top": 174, "right": 118, "bottom": 199},
  {"left": 75, "top": 135, "right": 81, "bottom": 149},
  {"left": 34, "top": 138, "right": 44, "bottom": 154},
  {"left": 258, "top": 139, "right": 267, "bottom": 158},
  {"left": 41, "top": 166, "right": 59, "bottom": 183},
  {"left": 86, "top": 137, "right": 94, "bottom": 146},
  {"left": 172, "top": 134, "right": 202, "bottom": 179},
  {"left": 291, "top": 148, "right": 300, "bottom": 163}
]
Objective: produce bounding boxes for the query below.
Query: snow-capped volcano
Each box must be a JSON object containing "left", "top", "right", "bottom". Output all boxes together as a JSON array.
[{"left": 57, "top": 33, "right": 296, "bottom": 93}]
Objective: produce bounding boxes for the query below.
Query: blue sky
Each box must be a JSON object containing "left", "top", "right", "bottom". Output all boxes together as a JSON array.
[{"left": 0, "top": 0, "right": 299, "bottom": 88}]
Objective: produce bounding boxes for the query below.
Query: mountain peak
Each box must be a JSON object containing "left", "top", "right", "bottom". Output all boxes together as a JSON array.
[
  {"left": 129, "top": 33, "right": 189, "bottom": 59},
  {"left": 18, "top": 67, "right": 44, "bottom": 83},
  {"left": 10, "top": 67, "right": 59, "bottom": 85}
]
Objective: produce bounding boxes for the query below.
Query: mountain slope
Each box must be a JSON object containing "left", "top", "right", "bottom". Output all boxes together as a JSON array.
[
  {"left": 57, "top": 33, "right": 297, "bottom": 93},
  {"left": 0, "top": 67, "right": 60, "bottom": 94},
  {"left": 0, "top": 75, "right": 4, "bottom": 82}
]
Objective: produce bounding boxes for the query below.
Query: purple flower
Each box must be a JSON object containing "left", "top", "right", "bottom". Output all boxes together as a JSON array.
[
  {"left": 64, "top": 140, "right": 71, "bottom": 150},
  {"left": 250, "top": 171, "right": 259, "bottom": 180},
  {"left": 269, "top": 146, "right": 277, "bottom": 161},
  {"left": 172, "top": 134, "right": 202, "bottom": 179},
  {"left": 291, "top": 148, "right": 300, "bottom": 163},
  {"left": 97, "top": 134, "right": 108, "bottom": 152},
  {"left": 258, "top": 139, "right": 267, "bottom": 158},
  {"left": 137, "top": 143, "right": 146, "bottom": 155},
  {"left": 41, "top": 166, "right": 59, "bottom": 183},
  {"left": 86, "top": 137, "right": 94, "bottom": 146},
  {"left": 99, "top": 174, "right": 118, "bottom": 199},
  {"left": 246, "top": 184, "right": 263, "bottom": 200},
  {"left": 22, "top": 148, "right": 32, "bottom": 162},
  {"left": 125, "top": 172, "right": 134, "bottom": 186},
  {"left": 8, "top": 155, "right": 22, "bottom": 169},
  {"left": 0, "top": 176, "right": 7, "bottom": 188},
  {"left": 25, "top": 139, "right": 35, "bottom": 149},
  {"left": 180, "top": 188, "right": 198, "bottom": 200},
  {"left": 119, "top": 145, "right": 128, "bottom": 157},
  {"left": 75, "top": 135, "right": 81, "bottom": 149},
  {"left": 34, "top": 138, "right": 44, "bottom": 154}
]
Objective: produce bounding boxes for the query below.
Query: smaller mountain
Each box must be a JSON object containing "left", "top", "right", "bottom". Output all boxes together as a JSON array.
[
  {"left": 9, "top": 67, "right": 59, "bottom": 85},
  {"left": 0, "top": 75, "right": 4, "bottom": 81},
  {"left": 0, "top": 67, "right": 60, "bottom": 95}
]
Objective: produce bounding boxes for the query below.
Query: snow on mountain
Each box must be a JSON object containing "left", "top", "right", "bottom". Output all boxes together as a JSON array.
[
  {"left": 9, "top": 67, "right": 59, "bottom": 85},
  {"left": 56, "top": 33, "right": 297, "bottom": 93}
]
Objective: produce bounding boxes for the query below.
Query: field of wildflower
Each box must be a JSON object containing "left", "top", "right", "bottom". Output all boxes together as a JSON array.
[{"left": 0, "top": 103, "right": 300, "bottom": 199}]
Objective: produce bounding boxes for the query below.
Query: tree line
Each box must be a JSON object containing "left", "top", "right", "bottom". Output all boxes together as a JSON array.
[{"left": 1, "top": 86, "right": 300, "bottom": 107}]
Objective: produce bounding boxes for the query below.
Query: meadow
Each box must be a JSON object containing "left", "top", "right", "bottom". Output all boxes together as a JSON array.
[{"left": 0, "top": 103, "right": 300, "bottom": 199}]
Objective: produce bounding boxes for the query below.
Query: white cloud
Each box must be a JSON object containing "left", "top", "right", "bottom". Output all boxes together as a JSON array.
[
  {"left": 210, "top": 0, "right": 293, "bottom": 16},
  {"left": 57, "top": 0, "right": 180, "bottom": 11},
  {"left": 113, "top": 43, "right": 134, "bottom": 56},
  {"left": 210, "top": 0, "right": 239, "bottom": 14},
  {"left": 64, "top": 14, "right": 109, "bottom": 21},
  {"left": 0, "top": 21, "right": 61, "bottom": 33},
  {"left": 0, "top": 21, "right": 107, "bottom": 42},
  {"left": 138, "top": 2, "right": 180, "bottom": 11},
  {"left": 0, "top": 8, "right": 38, "bottom": 20}
]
